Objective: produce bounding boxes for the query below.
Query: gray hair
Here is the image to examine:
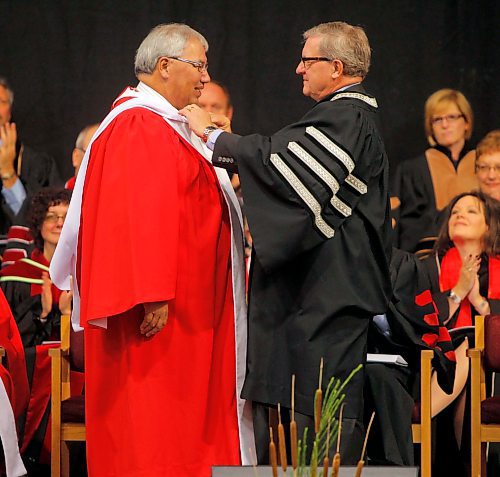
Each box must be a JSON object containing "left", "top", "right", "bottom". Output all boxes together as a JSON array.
[
  {"left": 303, "top": 22, "right": 371, "bottom": 78},
  {"left": 134, "top": 23, "right": 208, "bottom": 76},
  {"left": 0, "top": 77, "right": 14, "bottom": 105}
]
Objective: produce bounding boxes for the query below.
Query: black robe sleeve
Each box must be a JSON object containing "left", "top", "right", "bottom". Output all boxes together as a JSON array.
[{"left": 214, "top": 97, "right": 389, "bottom": 274}]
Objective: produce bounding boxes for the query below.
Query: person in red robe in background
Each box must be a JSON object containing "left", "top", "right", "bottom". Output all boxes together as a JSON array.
[
  {"left": 0, "top": 288, "right": 29, "bottom": 477},
  {"left": 0, "top": 288, "right": 29, "bottom": 420},
  {"left": 50, "top": 23, "right": 253, "bottom": 477},
  {"left": 0, "top": 188, "right": 75, "bottom": 473}
]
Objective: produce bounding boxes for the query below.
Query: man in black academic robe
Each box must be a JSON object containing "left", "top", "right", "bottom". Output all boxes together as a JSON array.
[{"left": 181, "top": 21, "right": 392, "bottom": 463}]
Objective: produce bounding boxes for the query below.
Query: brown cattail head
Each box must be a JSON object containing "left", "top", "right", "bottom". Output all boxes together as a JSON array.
[
  {"left": 322, "top": 456, "right": 329, "bottom": 477},
  {"left": 290, "top": 420, "right": 298, "bottom": 470},
  {"left": 269, "top": 427, "right": 278, "bottom": 477},
  {"left": 277, "top": 404, "right": 287, "bottom": 471},
  {"left": 314, "top": 388, "right": 323, "bottom": 434},
  {"left": 332, "top": 452, "right": 341, "bottom": 477},
  {"left": 355, "top": 460, "right": 365, "bottom": 477},
  {"left": 314, "top": 358, "right": 324, "bottom": 434}
]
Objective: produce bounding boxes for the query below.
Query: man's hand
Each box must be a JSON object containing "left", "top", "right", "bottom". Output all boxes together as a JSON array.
[
  {"left": 179, "top": 104, "right": 214, "bottom": 137},
  {"left": 140, "top": 301, "right": 169, "bottom": 338},
  {"left": 209, "top": 113, "right": 232, "bottom": 132},
  {"left": 0, "top": 122, "right": 17, "bottom": 177}
]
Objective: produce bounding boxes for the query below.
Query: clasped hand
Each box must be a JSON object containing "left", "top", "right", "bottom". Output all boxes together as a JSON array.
[
  {"left": 0, "top": 122, "right": 17, "bottom": 174},
  {"left": 179, "top": 104, "right": 231, "bottom": 136}
]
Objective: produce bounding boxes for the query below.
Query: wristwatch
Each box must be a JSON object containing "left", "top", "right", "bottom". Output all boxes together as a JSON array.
[
  {"left": 449, "top": 289, "right": 462, "bottom": 304},
  {"left": 202, "top": 125, "right": 218, "bottom": 143}
]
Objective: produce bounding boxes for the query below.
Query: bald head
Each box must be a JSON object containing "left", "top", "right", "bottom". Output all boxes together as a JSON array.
[{"left": 72, "top": 123, "right": 99, "bottom": 175}]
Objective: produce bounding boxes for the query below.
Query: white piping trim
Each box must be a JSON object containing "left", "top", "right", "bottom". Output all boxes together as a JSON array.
[
  {"left": 330, "top": 92, "right": 378, "bottom": 108},
  {"left": 270, "top": 153, "right": 335, "bottom": 238},
  {"left": 306, "top": 127, "right": 367, "bottom": 194},
  {"left": 306, "top": 126, "right": 354, "bottom": 172},
  {"left": 288, "top": 142, "right": 352, "bottom": 217}
]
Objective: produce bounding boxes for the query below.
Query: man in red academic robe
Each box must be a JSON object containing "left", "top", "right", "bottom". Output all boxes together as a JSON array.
[{"left": 50, "top": 23, "right": 253, "bottom": 477}]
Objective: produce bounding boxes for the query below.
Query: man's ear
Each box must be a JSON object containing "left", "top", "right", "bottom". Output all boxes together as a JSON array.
[
  {"left": 72, "top": 148, "right": 82, "bottom": 169},
  {"left": 331, "top": 59, "right": 344, "bottom": 79},
  {"left": 157, "top": 57, "right": 170, "bottom": 79}
]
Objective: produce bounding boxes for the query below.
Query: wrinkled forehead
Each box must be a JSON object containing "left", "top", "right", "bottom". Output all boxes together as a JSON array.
[
  {"left": 302, "top": 36, "right": 323, "bottom": 55},
  {"left": 181, "top": 36, "right": 208, "bottom": 59}
]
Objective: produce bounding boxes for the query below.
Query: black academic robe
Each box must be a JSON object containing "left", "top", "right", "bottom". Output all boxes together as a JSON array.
[
  {"left": 365, "top": 248, "right": 456, "bottom": 466},
  {"left": 392, "top": 145, "right": 477, "bottom": 253},
  {"left": 0, "top": 143, "right": 62, "bottom": 236},
  {"left": 213, "top": 84, "right": 392, "bottom": 421}
]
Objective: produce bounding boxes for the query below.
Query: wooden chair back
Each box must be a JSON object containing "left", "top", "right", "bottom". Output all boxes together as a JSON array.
[{"left": 411, "top": 349, "right": 433, "bottom": 477}]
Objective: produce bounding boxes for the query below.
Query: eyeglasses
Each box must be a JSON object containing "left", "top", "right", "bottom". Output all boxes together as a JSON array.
[
  {"left": 167, "top": 57, "right": 209, "bottom": 73},
  {"left": 431, "top": 113, "right": 465, "bottom": 125},
  {"left": 44, "top": 213, "right": 67, "bottom": 224},
  {"left": 300, "top": 57, "right": 332, "bottom": 69},
  {"left": 476, "top": 163, "right": 500, "bottom": 174}
]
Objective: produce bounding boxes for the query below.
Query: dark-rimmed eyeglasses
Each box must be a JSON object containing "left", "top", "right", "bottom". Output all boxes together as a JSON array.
[
  {"left": 300, "top": 57, "right": 332, "bottom": 69},
  {"left": 431, "top": 113, "right": 464, "bottom": 125},
  {"left": 167, "top": 57, "right": 208, "bottom": 73}
]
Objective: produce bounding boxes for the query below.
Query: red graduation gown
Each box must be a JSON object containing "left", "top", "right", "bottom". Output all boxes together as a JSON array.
[
  {"left": 79, "top": 107, "right": 240, "bottom": 476},
  {"left": 0, "top": 288, "right": 29, "bottom": 419}
]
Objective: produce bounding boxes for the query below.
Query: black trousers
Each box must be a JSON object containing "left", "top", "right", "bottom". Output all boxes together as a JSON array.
[{"left": 252, "top": 401, "right": 364, "bottom": 465}]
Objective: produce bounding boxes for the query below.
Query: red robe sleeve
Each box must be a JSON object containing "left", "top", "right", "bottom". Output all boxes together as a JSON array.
[
  {"left": 0, "top": 289, "right": 29, "bottom": 418},
  {"left": 78, "top": 108, "right": 180, "bottom": 326}
]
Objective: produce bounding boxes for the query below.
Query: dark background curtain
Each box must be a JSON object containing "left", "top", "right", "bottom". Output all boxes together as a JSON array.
[{"left": 0, "top": 0, "right": 498, "bottom": 181}]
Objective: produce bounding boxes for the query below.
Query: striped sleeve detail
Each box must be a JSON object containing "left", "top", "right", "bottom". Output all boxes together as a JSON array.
[
  {"left": 287, "top": 142, "right": 352, "bottom": 217},
  {"left": 306, "top": 126, "right": 355, "bottom": 172},
  {"left": 306, "top": 126, "right": 367, "bottom": 195},
  {"left": 270, "top": 153, "right": 335, "bottom": 238}
]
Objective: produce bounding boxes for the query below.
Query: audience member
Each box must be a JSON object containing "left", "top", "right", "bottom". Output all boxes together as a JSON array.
[
  {"left": 392, "top": 89, "right": 478, "bottom": 252},
  {"left": 0, "top": 77, "right": 61, "bottom": 237},
  {"left": 475, "top": 129, "right": 500, "bottom": 201},
  {"left": 421, "top": 191, "right": 500, "bottom": 474},
  {"left": 181, "top": 21, "right": 392, "bottom": 463},
  {"left": 0, "top": 187, "right": 73, "bottom": 473},
  {"left": 65, "top": 123, "right": 99, "bottom": 190},
  {"left": 365, "top": 247, "right": 456, "bottom": 466},
  {"left": 50, "top": 23, "right": 253, "bottom": 477}
]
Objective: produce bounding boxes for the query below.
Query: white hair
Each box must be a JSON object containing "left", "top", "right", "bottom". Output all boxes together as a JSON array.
[{"left": 134, "top": 23, "right": 208, "bottom": 76}]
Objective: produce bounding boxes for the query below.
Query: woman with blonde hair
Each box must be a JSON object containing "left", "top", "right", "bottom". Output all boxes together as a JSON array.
[{"left": 392, "top": 89, "right": 478, "bottom": 252}]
